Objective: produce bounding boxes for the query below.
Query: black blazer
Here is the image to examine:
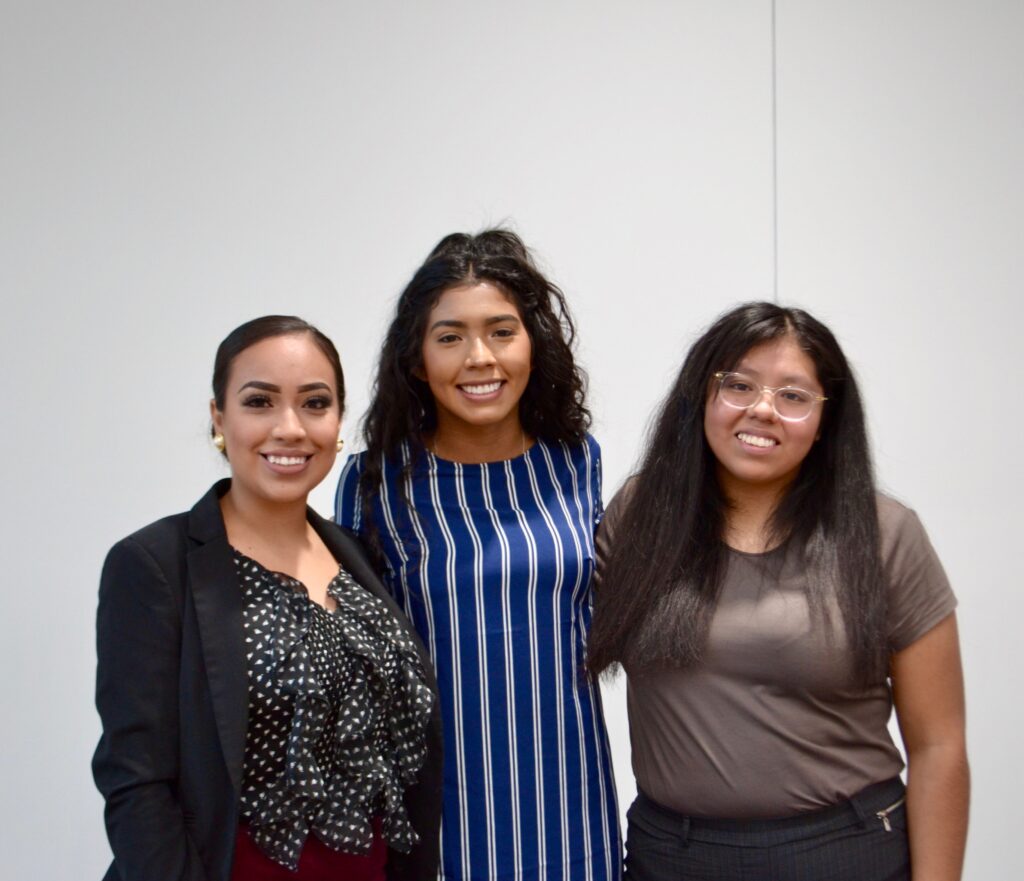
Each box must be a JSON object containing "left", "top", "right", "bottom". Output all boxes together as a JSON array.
[{"left": 93, "top": 480, "right": 442, "bottom": 881}]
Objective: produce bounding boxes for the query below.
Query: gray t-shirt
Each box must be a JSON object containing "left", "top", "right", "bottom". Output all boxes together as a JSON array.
[{"left": 596, "top": 489, "right": 956, "bottom": 818}]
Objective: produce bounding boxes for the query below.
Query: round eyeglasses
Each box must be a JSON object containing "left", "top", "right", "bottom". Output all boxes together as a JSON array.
[{"left": 713, "top": 371, "right": 827, "bottom": 422}]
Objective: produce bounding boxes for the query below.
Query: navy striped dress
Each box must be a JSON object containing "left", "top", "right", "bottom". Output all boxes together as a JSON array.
[{"left": 335, "top": 435, "right": 621, "bottom": 881}]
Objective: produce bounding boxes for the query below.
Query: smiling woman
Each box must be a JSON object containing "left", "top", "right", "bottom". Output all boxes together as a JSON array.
[
  {"left": 92, "top": 316, "right": 443, "bottom": 881},
  {"left": 589, "top": 302, "right": 969, "bottom": 881},
  {"left": 416, "top": 280, "right": 534, "bottom": 461},
  {"left": 336, "top": 230, "right": 622, "bottom": 881}
]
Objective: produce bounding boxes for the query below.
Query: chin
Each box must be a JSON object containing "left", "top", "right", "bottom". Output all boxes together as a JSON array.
[{"left": 256, "top": 479, "right": 320, "bottom": 505}]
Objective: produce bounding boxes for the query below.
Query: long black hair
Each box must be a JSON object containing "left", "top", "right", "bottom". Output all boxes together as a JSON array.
[
  {"left": 357, "top": 229, "right": 590, "bottom": 559},
  {"left": 587, "top": 302, "right": 887, "bottom": 687}
]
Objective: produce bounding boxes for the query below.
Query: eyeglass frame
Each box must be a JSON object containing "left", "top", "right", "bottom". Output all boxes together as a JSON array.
[{"left": 712, "top": 371, "right": 828, "bottom": 423}]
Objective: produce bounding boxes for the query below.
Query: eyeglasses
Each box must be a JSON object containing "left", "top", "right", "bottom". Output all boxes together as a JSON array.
[{"left": 713, "top": 371, "right": 827, "bottom": 422}]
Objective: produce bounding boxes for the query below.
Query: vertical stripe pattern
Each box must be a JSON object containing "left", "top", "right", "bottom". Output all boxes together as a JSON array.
[{"left": 336, "top": 436, "right": 621, "bottom": 881}]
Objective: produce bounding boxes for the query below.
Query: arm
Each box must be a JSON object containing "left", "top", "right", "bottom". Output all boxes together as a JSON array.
[
  {"left": 92, "top": 537, "right": 207, "bottom": 881},
  {"left": 891, "top": 612, "right": 969, "bottom": 881},
  {"left": 334, "top": 453, "right": 363, "bottom": 531}
]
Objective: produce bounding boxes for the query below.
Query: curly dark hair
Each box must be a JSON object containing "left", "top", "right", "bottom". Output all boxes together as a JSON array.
[
  {"left": 587, "top": 302, "right": 888, "bottom": 688},
  {"left": 356, "top": 228, "right": 590, "bottom": 560}
]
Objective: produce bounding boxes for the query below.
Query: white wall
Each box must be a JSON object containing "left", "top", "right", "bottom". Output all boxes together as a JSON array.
[{"left": 1, "top": 2, "right": 1018, "bottom": 878}]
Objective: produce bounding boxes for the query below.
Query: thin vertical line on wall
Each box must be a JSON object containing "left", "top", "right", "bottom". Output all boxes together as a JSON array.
[{"left": 771, "top": 0, "right": 779, "bottom": 303}]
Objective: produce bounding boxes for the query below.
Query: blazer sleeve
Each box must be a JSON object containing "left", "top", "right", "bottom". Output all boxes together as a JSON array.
[{"left": 92, "top": 536, "right": 208, "bottom": 881}]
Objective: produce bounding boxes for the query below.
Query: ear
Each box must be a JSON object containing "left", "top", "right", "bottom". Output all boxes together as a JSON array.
[
  {"left": 412, "top": 363, "right": 426, "bottom": 382},
  {"left": 210, "top": 398, "right": 223, "bottom": 436}
]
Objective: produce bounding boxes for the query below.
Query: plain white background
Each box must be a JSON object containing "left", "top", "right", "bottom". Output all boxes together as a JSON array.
[{"left": 2, "top": 2, "right": 1019, "bottom": 878}]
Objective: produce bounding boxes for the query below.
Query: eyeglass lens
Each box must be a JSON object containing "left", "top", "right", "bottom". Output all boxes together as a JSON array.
[{"left": 719, "top": 374, "right": 816, "bottom": 420}]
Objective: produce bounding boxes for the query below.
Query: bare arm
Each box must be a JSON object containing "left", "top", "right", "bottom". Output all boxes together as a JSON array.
[{"left": 891, "top": 612, "right": 969, "bottom": 881}]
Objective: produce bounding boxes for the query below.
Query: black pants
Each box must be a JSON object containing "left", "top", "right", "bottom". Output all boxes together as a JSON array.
[{"left": 624, "top": 778, "right": 909, "bottom": 881}]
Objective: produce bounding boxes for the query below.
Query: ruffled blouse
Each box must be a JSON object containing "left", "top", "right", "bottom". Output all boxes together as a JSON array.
[{"left": 233, "top": 550, "right": 434, "bottom": 870}]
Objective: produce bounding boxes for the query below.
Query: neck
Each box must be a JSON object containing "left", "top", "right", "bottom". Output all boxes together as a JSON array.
[
  {"left": 429, "top": 416, "right": 529, "bottom": 464},
  {"left": 218, "top": 484, "right": 312, "bottom": 553},
  {"left": 718, "top": 472, "right": 791, "bottom": 553}
]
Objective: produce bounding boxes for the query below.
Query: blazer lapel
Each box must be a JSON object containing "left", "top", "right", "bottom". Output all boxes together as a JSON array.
[
  {"left": 187, "top": 482, "right": 248, "bottom": 794},
  {"left": 310, "top": 510, "right": 391, "bottom": 604}
]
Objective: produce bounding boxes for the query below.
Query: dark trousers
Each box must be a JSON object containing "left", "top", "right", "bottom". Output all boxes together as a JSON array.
[{"left": 624, "top": 777, "right": 909, "bottom": 881}]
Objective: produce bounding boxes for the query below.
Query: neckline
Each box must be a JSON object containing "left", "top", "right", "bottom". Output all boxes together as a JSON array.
[
  {"left": 231, "top": 546, "right": 344, "bottom": 611},
  {"left": 724, "top": 537, "right": 790, "bottom": 559},
  {"left": 424, "top": 438, "right": 537, "bottom": 467}
]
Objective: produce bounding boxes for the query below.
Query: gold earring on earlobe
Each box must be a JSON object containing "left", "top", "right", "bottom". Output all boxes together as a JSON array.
[
  {"left": 212, "top": 434, "right": 226, "bottom": 452},
  {"left": 336, "top": 438, "right": 345, "bottom": 452}
]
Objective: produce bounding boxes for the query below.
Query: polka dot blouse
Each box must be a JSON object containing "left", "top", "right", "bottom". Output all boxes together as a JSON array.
[{"left": 233, "top": 550, "right": 434, "bottom": 871}]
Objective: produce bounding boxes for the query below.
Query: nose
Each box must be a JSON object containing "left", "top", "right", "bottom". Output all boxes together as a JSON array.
[
  {"left": 466, "top": 336, "right": 497, "bottom": 367},
  {"left": 749, "top": 389, "right": 778, "bottom": 421},
  {"left": 272, "top": 405, "right": 307, "bottom": 441}
]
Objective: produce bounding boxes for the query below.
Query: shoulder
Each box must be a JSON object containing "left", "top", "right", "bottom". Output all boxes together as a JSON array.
[
  {"left": 337, "top": 450, "right": 369, "bottom": 485},
  {"left": 875, "top": 490, "right": 914, "bottom": 527},
  {"left": 341, "top": 450, "right": 369, "bottom": 471},
  {"left": 103, "top": 482, "right": 225, "bottom": 575},
  {"left": 335, "top": 452, "right": 369, "bottom": 517},
  {"left": 875, "top": 491, "right": 931, "bottom": 557},
  {"left": 106, "top": 511, "right": 191, "bottom": 573},
  {"left": 600, "top": 475, "right": 638, "bottom": 534},
  {"left": 607, "top": 475, "right": 638, "bottom": 514},
  {"left": 342, "top": 444, "right": 424, "bottom": 480},
  {"left": 98, "top": 511, "right": 195, "bottom": 622},
  {"left": 540, "top": 432, "right": 601, "bottom": 465}
]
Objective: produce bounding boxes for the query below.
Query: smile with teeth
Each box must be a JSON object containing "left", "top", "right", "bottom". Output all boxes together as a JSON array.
[
  {"left": 737, "top": 432, "right": 778, "bottom": 448},
  {"left": 459, "top": 380, "right": 503, "bottom": 396},
  {"left": 263, "top": 454, "right": 311, "bottom": 465}
]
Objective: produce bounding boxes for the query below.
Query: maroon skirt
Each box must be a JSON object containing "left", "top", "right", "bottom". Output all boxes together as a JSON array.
[{"left": 230, "top": 822, "right": 387, "bottom": 881}]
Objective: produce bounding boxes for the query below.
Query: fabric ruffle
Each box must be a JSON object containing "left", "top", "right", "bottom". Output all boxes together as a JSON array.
[{"left": 236, "top": 554, "right": 434, "bottom": 871}]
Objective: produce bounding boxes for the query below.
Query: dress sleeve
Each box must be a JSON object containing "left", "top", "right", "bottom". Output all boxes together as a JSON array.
[
  {"left": 334, "top": 453, "right": 364, "bottom": 534},
  {"left": 92, "top": 537, "right": 207, "bottom": 881},
  {"left": 588, "top": 435, "right": 604, "bottom": 530},
  {"left": 879, "top": 496, "right": 958, "bottom": 652}
]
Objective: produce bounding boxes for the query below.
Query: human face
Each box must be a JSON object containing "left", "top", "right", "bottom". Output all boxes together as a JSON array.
[
  {"left": 419, "top": 281, "right": 533, "bottom": 447},
  {"left": 210, "top": 333, "right": 341, "bottom": 509},
  {"left": 703, "top": 336, "right": 824, "bottom": 500}
]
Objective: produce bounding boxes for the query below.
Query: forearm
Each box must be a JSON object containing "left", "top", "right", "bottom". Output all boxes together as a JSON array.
[{"left": 906, "top": 742, "right": 970, "bottom": 881}]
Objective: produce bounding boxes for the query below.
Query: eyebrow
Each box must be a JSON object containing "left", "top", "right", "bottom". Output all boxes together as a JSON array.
[
  {"left": 428, "top": 314, "right": 522, "bottom": 332},
  {"left": 237, "top": 380, "right": 333, "bottom": 394}
]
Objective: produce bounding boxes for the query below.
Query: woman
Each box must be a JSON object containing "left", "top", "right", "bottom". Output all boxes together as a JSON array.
[
  {"left": 93, "top": 316, "right": 442, "bottom": 881},
  {"left": 336, "top": 230, "right": 621, "bottom": 881},
  {"left": 589, "top": 302, "right": 968, "bottom": 881}
]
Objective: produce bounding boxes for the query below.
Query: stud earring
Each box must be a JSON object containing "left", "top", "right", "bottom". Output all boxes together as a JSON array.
[
  {"left": 336, "top": 437, "right": 345, "bottom": 452},
  {"left": 212, "top": 434, "right": 226, "bottom": 452}
]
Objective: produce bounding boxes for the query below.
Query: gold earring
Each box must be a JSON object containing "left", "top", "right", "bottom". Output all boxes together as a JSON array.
[
  {"left": 212, "top": 434, "right": 225, "bottom": 452},
  {"left": 336, "top": 437, "right": 345, "bottom": 452}
]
